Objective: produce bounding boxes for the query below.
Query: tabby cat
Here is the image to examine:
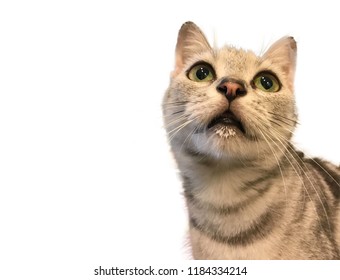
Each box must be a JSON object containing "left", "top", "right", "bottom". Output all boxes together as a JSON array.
[{"left": 162, "top": 22, "right": 340, "bottom": 259}]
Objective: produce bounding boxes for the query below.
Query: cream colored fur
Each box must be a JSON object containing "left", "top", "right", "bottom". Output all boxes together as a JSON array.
[{"left": 163, "top": 22, "right": 340, "bottom": 259}]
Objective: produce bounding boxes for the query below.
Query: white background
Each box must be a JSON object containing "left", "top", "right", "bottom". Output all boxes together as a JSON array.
[{"left": 0, "top": 0, "right": 339, "bottom": 279}]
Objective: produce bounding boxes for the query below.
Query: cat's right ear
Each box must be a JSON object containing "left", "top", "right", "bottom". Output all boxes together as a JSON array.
[
  {"left": 172, "top": 22, "right": 211, "bottom": 77},
  {"left": 262, "top": 36, "right": 297, "bottom": 90}
]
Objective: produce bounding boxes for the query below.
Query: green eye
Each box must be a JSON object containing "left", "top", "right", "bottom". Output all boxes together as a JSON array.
[
  {"left": 253, "top": 72, "right": 280, "bottom": 92},
  {"left": 188, "top": 64, "right": 215, "bottom": 82}
]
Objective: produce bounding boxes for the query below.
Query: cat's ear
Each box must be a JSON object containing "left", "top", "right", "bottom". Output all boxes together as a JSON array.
[
  {"left": 172, "top": 21, "right": 212, "bottom": 77},
  {"left": 262, "top": 37, "right": 297, "bottom": 88}
]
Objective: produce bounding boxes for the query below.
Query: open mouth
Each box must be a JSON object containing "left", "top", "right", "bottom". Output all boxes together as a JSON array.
[{"left": 207, "top": 111, "right": 245, "bottom": 133}]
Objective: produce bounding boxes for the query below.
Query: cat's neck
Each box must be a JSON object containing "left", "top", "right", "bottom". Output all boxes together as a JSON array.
[{"left": 176, "top": 147, "right": 288, "bottom": 208}]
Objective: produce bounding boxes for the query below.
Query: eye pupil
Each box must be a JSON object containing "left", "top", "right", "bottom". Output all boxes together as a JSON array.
[
  {"left": 196, "top": 67, "right": 210, "bottom": 80},
  {"left": 260, "top": 76, "right": 273, "bottom": 90},
  {"left": 253, "top": 72, "right": 280, "bottom": 92},
  {"left": 188, "top": 63, "right": 214, "bottom": 82}
]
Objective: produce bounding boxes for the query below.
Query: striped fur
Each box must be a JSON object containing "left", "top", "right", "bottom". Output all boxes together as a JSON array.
[{"left": 163, "top": 22, "right": 340, "bottom": 259}]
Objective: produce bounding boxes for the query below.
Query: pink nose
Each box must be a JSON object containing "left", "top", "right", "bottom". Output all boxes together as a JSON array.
[{"left": 217, "top": 81, "right": 246, "bottom": 102}]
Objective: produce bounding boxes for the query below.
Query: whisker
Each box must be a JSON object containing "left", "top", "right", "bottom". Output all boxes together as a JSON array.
[
  {"left": 268, "top": 118, "right": 297, "bottom": 135},
  {"left": 270, "top": 116, "right": 296, "bottom": 128},
  {"left": 262, "top": 126, "right": 331, "bottom": 231},
  {"left": 168, "top": 119, "right": 195, "bottom": 142},
  {"left": 164, "top": 114, "right": 188, "bottom": 128},
  {"left": 163, "top": 101, "right": 188, "bottom": 106},
  {"left": 250, "top": 112, "right": 329, "bottom": 231},
  {"left": 179, "top": 116, "right": 202, "bottom": 153},
  {"left": 257, "top": 127, "right": 288, "bottom": 206},
  {"left": 268, "top": 111, "right": 299, "bottom": 125},
  {"left": 268, "top": 119, "right": 284, "bottom": 128},
  {"left": 171, "top": 110, "right": 185, "bottom": 116},
  {"left": 162, "top": 105, "right": 186, "bottom": 113},
  {"left": 306, "top": 158, "right": 340, "bottom": 189},
  {"left": 266, "top": 125, "right": 320, "bottom": 187}
]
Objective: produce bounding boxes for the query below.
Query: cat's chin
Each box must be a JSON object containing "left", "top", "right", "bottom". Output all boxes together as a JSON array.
[{"left": 188, "top": 128, "right": 257, "bottom": 162}]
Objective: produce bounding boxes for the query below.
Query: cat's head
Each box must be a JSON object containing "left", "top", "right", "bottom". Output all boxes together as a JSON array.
[{"left": 163, "top": 22, "right": 297, "bottom": 162}]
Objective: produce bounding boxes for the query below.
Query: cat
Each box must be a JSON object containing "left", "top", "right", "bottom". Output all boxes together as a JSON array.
[{"left": 162, "top": 21, "right": 340, "bottom": 259}]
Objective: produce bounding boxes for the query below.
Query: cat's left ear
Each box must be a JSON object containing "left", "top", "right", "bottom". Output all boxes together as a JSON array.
[
  {"left": 172, "top": 21, "right": 212, "bottom": 77},
  {"left": 262, "top": 37, "right": 297, "bottom": 88}
]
